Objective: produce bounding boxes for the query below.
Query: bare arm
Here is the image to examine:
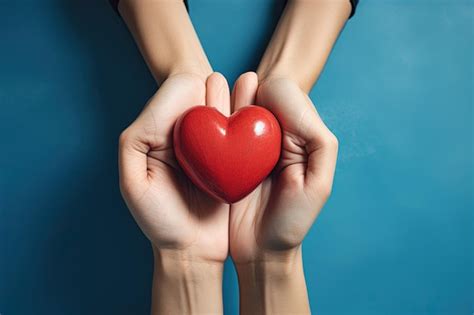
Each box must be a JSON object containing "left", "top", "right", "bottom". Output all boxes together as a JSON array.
[
  {"left": 258, "top": 0, "right": 351, "bottom": 92},
  {"left": 235, "top": 1, "right": 351, "bottom": 314},
  {"left": 117, "top": 1, "right": 223, "bottom": 314},
  {"left": 118, "top": 0, "right": 212, "bottom": 83},
  {"left": 236, "top": 248, "right": 310, "bottom": 315}
]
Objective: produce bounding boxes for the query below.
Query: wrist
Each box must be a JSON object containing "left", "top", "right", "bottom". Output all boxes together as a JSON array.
[
  {"left": 235, "top": 246, "right": 301, "bottom": 274},
  {"left": 256, "top": 64, "right": 307, "bottom": 96},
  {"left": 235, "top": 247, "right": 311, "bottom": 315},
  {"left": 256, "top": 0, "right": 350, "bottom": 93},
  {"left": 119, "top": 0, "right": 212, "bottom": 85},
  {"left": 257, "top": 60, "right": 293, "bottom": 87},
  {"left": 152, "top": 247, "right": 224, "bottom": 315},
  {"left": 166, "top": 59, "right": 213, "bottom": 83}
]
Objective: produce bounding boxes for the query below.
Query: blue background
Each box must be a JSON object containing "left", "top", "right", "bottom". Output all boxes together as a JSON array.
[{"left": 1, "top": 0, "right": 472, "bottom": 314}]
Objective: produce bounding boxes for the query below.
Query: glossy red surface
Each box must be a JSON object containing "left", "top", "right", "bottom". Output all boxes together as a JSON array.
[{"left": 173, "top": 105, "right": 282, "bottom": 203}]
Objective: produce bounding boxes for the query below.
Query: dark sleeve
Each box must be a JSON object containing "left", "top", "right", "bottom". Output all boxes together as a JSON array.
[
  {"left": 108, "top": 0, "right": 355, "bottom": 19},
  {"left": 108, "top": 0, "right": 119, "bottom": 13},
  {"left": 108, "top": 0, "right": 188, "bottom": 14},
  {"left": 349, "top": 0, "right": 359, "bottom": 18},
  {"left": 109, "top": 1, "right": 354, "bottom": 17}
]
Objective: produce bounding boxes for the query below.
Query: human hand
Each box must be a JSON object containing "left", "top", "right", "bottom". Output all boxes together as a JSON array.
[
  {"left": 230, "top": 72, "right": 338, "bottom": 261},
  {"left": 119, "top": 72, "right": 230, "bottom": 261},
  {"left": 119, "top": 72, "right": 231, "bottom": 314},
  {"left": 229, "top": 72, "right": 338, "bottom": 314}
]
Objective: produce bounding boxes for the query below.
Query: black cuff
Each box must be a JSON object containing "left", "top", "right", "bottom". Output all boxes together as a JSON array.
[{"left": 349, "top": 0, "right": 359, "bottom": 18}]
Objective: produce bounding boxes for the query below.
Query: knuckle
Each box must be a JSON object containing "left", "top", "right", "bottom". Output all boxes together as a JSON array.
[
  {"left": 119, "top": 179, "right": 134, "bottom": 200},
  {"left": 119, "top": 128, "right": 133, "bottom": 147},
  {"left": 309, "top": 177, "right": 334, "bottom": 203},
  {"left": 324, "top": 132, "right": 339, "bottom": 149},
  {"left": 318, "top": 180, "right": 334, "bottom": 201}
]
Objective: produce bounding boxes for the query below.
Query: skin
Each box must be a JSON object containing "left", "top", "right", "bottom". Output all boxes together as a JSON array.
[
  {"left": 118, "top": 1, "right": 231, "bottom": 314},
  {"left": 230, "top": 73, "right": 339, "bottom": 315},
  {"left": 120, "top": 72, "right": 230, "bottom": 314},
  {"left": 117, "top": 0, "right": 351, "bottom": 314},
  {"left": 230, "top": 1, "right": 351, "bottom": 313}
]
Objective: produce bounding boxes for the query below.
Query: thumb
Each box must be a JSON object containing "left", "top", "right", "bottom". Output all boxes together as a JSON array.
[
  {"left": 206, "top": 72, "right": 231, "bottom": 116},
  {"left": 231, "top": 72, "right": 258, "bottom": 113}
]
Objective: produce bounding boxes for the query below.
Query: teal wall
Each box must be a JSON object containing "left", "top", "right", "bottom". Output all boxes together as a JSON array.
[{"left": 1, "top": 1, "right": 472, "bottom": 314}]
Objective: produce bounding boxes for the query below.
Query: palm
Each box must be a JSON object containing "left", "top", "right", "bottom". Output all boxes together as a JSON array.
[
  {"left": 229, "top": 75, "right": 338, "bottom": 263},
  {"left": 120, "top": 73, "right": 230, "bottom": 262}
]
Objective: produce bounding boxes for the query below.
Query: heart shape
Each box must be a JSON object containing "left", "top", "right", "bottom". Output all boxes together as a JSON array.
[{"left": 173, "top": 105, "right": 281, "bottom": 203}]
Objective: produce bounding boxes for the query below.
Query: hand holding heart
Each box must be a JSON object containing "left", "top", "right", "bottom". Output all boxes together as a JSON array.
[
  {"left": 228, "top": 73, "right": 339, "bottom": 265},
  {"left": 116, "top": 0, "right": 348, "bottom": 312},
  {"left": 119, "top": 71, "right": 338, "bottom": 265},
  {"left": 119, "top": 72, "right": 231, "bottom": 263}
]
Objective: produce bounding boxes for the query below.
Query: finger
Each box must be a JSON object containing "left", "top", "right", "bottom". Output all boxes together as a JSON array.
[
  {"left": 206, "top": 72, "right": 231, "bottom": 116},
  {"left": 231, "top": 71, "right": 258, "bottom": 112},
  {"left": 257, "top": 79, "right": 325, "bottom": 138}
]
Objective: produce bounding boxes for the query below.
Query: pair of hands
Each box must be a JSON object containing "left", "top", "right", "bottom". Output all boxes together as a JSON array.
[
  {"left": 115, "top": 0, "right": 351, "bottom": 312},
  {"left": 119, "top": 71, "right": 338, "bottom": 267}
]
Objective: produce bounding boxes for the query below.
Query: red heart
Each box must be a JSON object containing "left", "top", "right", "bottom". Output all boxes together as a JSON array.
[{"left": 173, "top": 105, "right": 281, "bottom": 203}]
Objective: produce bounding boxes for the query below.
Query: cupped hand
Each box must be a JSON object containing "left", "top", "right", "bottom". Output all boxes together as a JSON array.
[
  {"left": 229, "top": 72, "right": 339, "bottom": 264},
  {"left": 119, "top": 72, "right": 231, "bottom": 263}
]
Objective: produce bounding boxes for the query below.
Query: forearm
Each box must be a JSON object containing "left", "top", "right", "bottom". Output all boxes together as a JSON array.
[
  {"left": 118, "top": 0, "right": 212, "bottom": 83},
  {"left": 257, "top": 0, "right": 351, "bottom": 92},
  {"left": 151, "top": 248, "right": 224, "bottom": 315},
  {"left": 236, "top": 247, "right": 310, "bottom": 315}
]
